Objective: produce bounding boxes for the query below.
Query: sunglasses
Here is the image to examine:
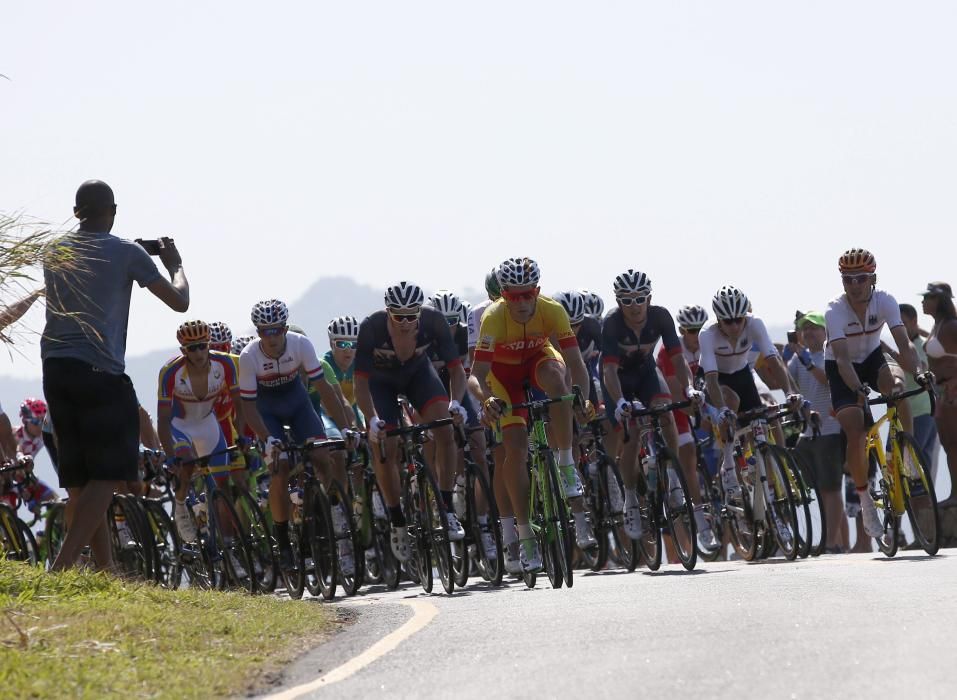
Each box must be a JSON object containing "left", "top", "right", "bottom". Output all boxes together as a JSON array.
[
  {"left": 258, "top": 326, "right": 287, "bottom": 337},
  {"left": 681, "top": 327, "right": 702, "bottom": 335},
  {"left": 334, "top": 339, "right": 357, "bottom": 349},
  {"left": 445, "top": 316, "right": 460, "bottom": 326},
  {"left": 720, "top": 317, "right": 746, "bottom": 325},
  {"left": 389, "top": 311, "right": 420, "bottom": 324},
  {"left": 617, "top": 295, "right": 649, "bottom": 307},
  {"left": 25, "top": 417, "right": 42, "bottom": 426},
  {"left": 501, "top": 288, "right": 540, "bottom": 302},
  {"left": 842, "top": 274, "right": 872, "bottom": 286},
  {"left": 182, "top": 342, "right": 209, "bottom": 352}
]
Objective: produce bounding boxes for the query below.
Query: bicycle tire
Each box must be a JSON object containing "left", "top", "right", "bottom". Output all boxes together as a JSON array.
[
  {"left": 658, "top": 447, "right": 697, "bottom": 571},
  {"left": 725, "top": 452, "right": 758, "bottom": 561},
  {"left": 0, "top": 503, "right": 27, "bottom": 562},
  {"left": 759, "top": 445, "right": 800, "bottom": 561},
  {"left": 526, "top": 461, "right": 547, "bottom": 589},
  {"left": 897, "top": 431, "right": 940, "bottom": 556},
  {"left": 606, "top": 459, "right": 638, "bottom": 571},
  {"left": 787, "top": 447, "right": 826, "bottom": 557},
  {"left": 232, "top": 488, "right": 278, "bottom": 593},
  {"left": 770, "top": 445, "right": 813, "bottom": 559},
  {"left": 44, "top": 502, "right": 67, "bottom": 570},
  {"left": 210, "top": 489, "right": 255, "bottom": 593},
  {"left": 15, "top": 517, "right": 40, "bottom": 566},
  {"left": 695, "top": 462, "right": 724, "bottom": 562},
  {"left": 282, "top": 523, "right": 306, "bottom": 599},
  {"left": 370, "top": 480, "right": 400, "bottom": 590},
  {"left": 635, "top": 466, "right": 663, "bottom": 570},
  {"left": 544, "top": 451, "right": 574, "bottom": 588},
  {"left": 110, "top": 495, "right": 153, "bottom": 580},
  {"left": 420, "top": 465, "right": 454, "bottom": 594},
  {"left": 327, "top": 480, "right": 364, "bottom": 596},
  {"left": 143, "top": 499, "right": 182, "bottom": 589},
  {"left": 305, "top": 481, "right": 338, "bottom": 600},
  {"left": 468, "top": 465, "right": 504, "bottom": 585},
  {"left": 580, "top": 459, "right": 609, "bottom": 572},
  {"left": 869, "top": 446, "right": 901, "bottom": 557}
]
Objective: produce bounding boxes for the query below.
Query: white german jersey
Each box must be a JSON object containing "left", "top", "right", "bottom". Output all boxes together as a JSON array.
[
  {"left": 699, "top": 317, "right": 777, "bottom": 375},
  {"left": 467, "top": 299, "right": 494, "bottom": 350},
  {"left": 824, "top": 290, "right": 902, "bottom": 363},
  {"left": 239, "top": 332, "right": 324, "bottom": 400}
]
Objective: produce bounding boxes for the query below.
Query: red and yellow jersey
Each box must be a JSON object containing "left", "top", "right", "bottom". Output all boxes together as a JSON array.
[
  {"left": 212, "top": 353, "right": 241, "bottom": 423},
  {"left": 474, "top": 296, "right": 577, "bottom": 366},
  {"left": 158, "top": 351, "right": 238, "bottom": 422}
]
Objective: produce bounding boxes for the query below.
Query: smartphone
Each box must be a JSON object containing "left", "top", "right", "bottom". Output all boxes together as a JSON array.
[
  {"left": 787, "top": 331, "right": 798, "bottom": 344},
  {"left": 135, "top": 238, "right": 162, "bottom": 256}
]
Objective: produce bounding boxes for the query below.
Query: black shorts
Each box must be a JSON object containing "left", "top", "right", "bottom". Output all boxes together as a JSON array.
[
  {"left": 601, "top": 358, "right": 670, "bottom": 426},
  {"left": 793, "top": 433, "right": 845, "bottom": 492},
  {"left": 368, "top": 359, "right": 449, "bottom": 427},
  {"left": 42, "top": 357, "right": 140, "bottom": 488},
  {"left": 824, "top": 346, "right": 886, "bottom": 413},
  {"left": 717, "top": 366, "right": 763, "bottom": 413}
]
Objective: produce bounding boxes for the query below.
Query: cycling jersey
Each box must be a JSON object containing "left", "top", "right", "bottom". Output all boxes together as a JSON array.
[
  {"left": 474, "top": 297, "right": 577, "bottom": 365},
  {"left": 699, "top": 317, "right": 777, "bottom": 375},
  {"left": 428, "top": 322, "right": 468, "bottom": 383},
  {"left": 467, "top": 299, "right": 495, "bottom": 351},
  {"left": 159, "top": 352, "right": 239, "bottom": 421},
  {"left": 15, "top": 426, "right": 44, "bottom": 458},
  {"left": 323, "top": 350, "right": 356, "bottom": 405},
  {"left": 656, "top": 335, "right": 701, "bottom": 378},
  {"left": 824, "top": 290, "right": 903, "bottom": 363},
  {"left": 577, "top": 315, "right": 602, "bottom": 368},
  {"left": 239, "top": 332, "right": 324, "bottom": 401},
  {"left": 601, "top": 306, "right": 681, "bottom": 373},
  {"left": 356, "top": 307, "right": 461, "bottom": 376},
  {"left": 212, "top": 352, "right": 242, "bottom": 423}
]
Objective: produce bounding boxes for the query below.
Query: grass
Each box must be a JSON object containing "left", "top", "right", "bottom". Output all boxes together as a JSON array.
[{"left": 0, "top": 559, "right": 336, "bottom": 698}]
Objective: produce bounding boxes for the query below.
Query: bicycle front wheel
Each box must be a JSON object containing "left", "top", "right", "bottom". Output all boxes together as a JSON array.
[
  {"left": 306, "top": 483, "right": 338, "bottom": 600},
  {"left": 143, "top": 499, "right": 182, "bottom": 589},
  {"left": 420, "top": 466, "right": 454, "bottom": 595},
  {"left": 760, "top": 446, "right": 800, "bottom": 561},
  {"left": 44, "top": 502, "right": 67, "bottom": 570},
  {"left": 898, "top": 432, "right": 940, "bottom": 555},
  {"left": 327, "top": 480, "right": 364, "bottom": 596},
  {"left": 658, "top": 448, "right": 697, "bottom": 571},
  {"left": 696, "top": 462, "right": 724, "bottom": 562},
  {"left": 210, "top": 489, "right": 255, "bottom": 594},
  {"left": 232, "top": 489, "right": 278, "bottom": 593},
  {"left": 786, "top": 447, "right": 826, "bottom": 557},
  {"left": 467, "top": 465, "right": 503, "bottom": 586},
  {"left": 544, "top": 452, "right": 574, "bottom": 589},
  {"left": 770, "top": 445, "right": 813, "bottom": 559},
  {"left": 869, "top": 447, "right": 901, "bottom": 557}
]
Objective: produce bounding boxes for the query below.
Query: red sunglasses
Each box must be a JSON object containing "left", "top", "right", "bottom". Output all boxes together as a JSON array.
[{"left": 501, "top": 287, "right": 540, "bottom": 302}]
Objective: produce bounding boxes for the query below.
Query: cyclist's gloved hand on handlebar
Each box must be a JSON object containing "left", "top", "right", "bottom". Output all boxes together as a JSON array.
[
  {"left": 448, "top": 400, "right": 467, "bottom": 424},
  {"left": 577, "top": 399, "right": 596, "bottom": 424},
  {"left": 614, "top": 397, "right": 631, "bottom": 423},
  {"left": 684, "top": 386, "right": 705, "bottom": 405},
  {"left": 482, "top": 397, "right": 505, "bottom": 423},
  {"left": 915, "top": 370, "right": 935, "bottom": 387},
  {"left": 718, "top": 407, "right": 737, "bottom": 425},
  {"left": 265, "top": 436, "right": 284, "bottom": 466},
  {"left": 368, "top": 419, "right": 387, "bottom": 443},
  {"left": 786, "top": 393, "right": 804, "bottom": 408}
]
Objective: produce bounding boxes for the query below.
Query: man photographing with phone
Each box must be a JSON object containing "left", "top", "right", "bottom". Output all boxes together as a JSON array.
[{"left": 42, "top": 179, "right": 190, "bottom": 572}]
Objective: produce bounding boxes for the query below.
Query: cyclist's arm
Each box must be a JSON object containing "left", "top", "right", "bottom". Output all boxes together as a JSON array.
[
  {"left": 230, "top": 387, "right": 248, "bottom": 436},
  {"left": 557, "top": 344, "right": 589, "bottom": 396},
  {"left": 830, "top": 338, "right": 865, "bottom": 394},
  {"left": 138, "top": 405, "right": 161, "bottom": 451},
  {"left": 601, "top": 361, "right": 624, "bottom": 406},
  {"left": 241, "top": 399, "right": 272, "bottom": 442},
  {"left": 331, "top": 383, "right": 356, "bottom": 429},
  {"left": 310, "top": 376, "right": 351, "bottom": 429},
  {"left": 469, "top": 360, "right": 494, "bottom": 404},
  {"left": 890, "top": 325, "right": 919, "bottom": 375},
  {"left": 704, "top": 372, "right": 726, "bottom": 410},
  {"left": 765, "top": 355, "right": 799, "bottom": 395},
  {"left": 0, "top": 412, "right": 16, "bottom": 459},
  {"left": 354, "top": 373, "right": 380, "bottom": 428},
  {"left": 671, "top": 353, "right": 694, "bottom": 395},
  {"left": 156, "top": 403, "right": 176, "bottom": 456},
  {"left": 448, "top": 362, "right": 467, "bottom": 404}
]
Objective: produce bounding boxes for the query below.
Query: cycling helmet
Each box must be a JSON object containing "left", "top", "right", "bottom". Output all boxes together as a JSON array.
[
  {"left": 327, "top": 315, "right": 359, "bottom": 340},
  {"left": 428, "top": 289, "right": 464, "bottom": 321},
  {"left": 552, "top": 290, "right": 586, "bottom": 325},
  {"left": 250, "top": 299, "right": 289, "bottom": 327},
  {"left": 384, "top": 281, "right": 425, "bottom": 311},
  {"left": 580, "top": 289, "right": 605, "bottom": 319},
  {"left": 613, "top": 269, "right": 652, "bottom": 296},
  {"left": 676, "top": 305, "right": 709, "bottom": 330},
  {"left": 838, "top": 248, "right": 877, "bottom": 274},
  {"left": 711, "top": 285, "right": 751, "bottom": 321},
  {"left": 287, "top": 323, "right": 306, "bottom": 336},
  {"left": 176, "top": 320, "right": 209, "bottom": 345},
  {"left": 485, "top": 267, "right": 501, "bottom": 299},
  {"left": 496, "top": 257, "right": 541, "bottom": 289},
  {"left": 460, "top": 299, "right": 472, "bottom": 325},
  {"left": 207, "top": 321, "right": 232, "bottom": 349},
  {"left": 20, "top": 398, "right": 47, "bottom": 421},
  {"left": 231, "top": 334, "right": 256, "bottom": 355}
]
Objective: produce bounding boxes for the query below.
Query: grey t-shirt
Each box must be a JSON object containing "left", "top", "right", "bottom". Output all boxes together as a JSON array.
[
  {"left": 787, "top": 350, "right": 841, "bottom": 437},
  {"left": 41, "top": 231, "right": 162, "bottom": 374}
]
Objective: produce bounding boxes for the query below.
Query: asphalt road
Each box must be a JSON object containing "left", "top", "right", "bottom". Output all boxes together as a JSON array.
[{"left": 261, "top": 550, "right": 957, "bottom": 699}]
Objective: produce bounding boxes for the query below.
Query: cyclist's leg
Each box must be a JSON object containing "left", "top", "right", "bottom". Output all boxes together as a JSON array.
[
  {"left": 879, "top": 359, "right": 913, "bottom": 434},
  {"left": 366, "top": 376, "right": 405, "bottom": 523},
  {"left": 405, "top": 360, "right": 456, "bottom": 506}
]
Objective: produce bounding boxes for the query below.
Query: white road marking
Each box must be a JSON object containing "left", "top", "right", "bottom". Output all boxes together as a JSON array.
[{"left": 262, "top": 598, "right": 439, "bottom": 699}]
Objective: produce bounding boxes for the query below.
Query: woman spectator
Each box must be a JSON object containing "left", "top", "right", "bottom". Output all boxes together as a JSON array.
[{"left": 921, "top": 282, "right": 957, "bottom": 507}]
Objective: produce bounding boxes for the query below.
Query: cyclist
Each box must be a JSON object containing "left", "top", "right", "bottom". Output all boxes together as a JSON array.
[
  {"left": 354, "top": 282, "right": 468, "bottom": 562},
  {"left": 580, "top": 289, "right": 606, "bottom": 322},
  {"left": 427, "top": 289, "right": 497, "bottom": 562},
  {"left": 157, "top": 321, "right": 246, "bottom": 547},
  {"left": 205, "top": 321, "right": 250, "bottom": 484},
  {"left": 238, "top": 300, "right": 355, "bottom": 571},
  {"left": 16, "top": 398, "right": 48, "bottom": 459},
  {"left": 467, "top": 267, "right": 502, "bottom": 366},
  {"left": 553, "top": 290, "right": 602, "bottom": 405},
  {"left": 471, "top": 257, "right": 597, "bottom": 572},
  {"left": 599, "top": 272, "right": 715, "bottom": 549},
  {"left": 325, "top": 316, "right": 364, "bottom": 428},
  {"left": 824, "top": 249, "right": 921, "bottom": 538}
]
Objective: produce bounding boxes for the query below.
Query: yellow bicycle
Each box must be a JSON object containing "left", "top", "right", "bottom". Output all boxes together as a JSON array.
[{"left": 862, "top": 379, "right": 939, "bottom": 556}]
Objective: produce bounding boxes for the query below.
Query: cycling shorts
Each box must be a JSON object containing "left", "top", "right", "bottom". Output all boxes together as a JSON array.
[
  {"left": 601, "top": 358, "right": 671, "bottom": 428},
  {"left": 171, "top": 413, "right": 230, "bottom": 476},
  {"left": 487, "top": 344, "right": 564, "bottom": 429},
  {"left": 824, "top": 346, "right": 887, "bottom": 413},
  {"left": 369, "top": 360, "right": 449, "bottom": 428},
  {"left": 256, "top": 385, "right": 326, "bottom": 445},
  {"left": 717, "top": 366, "right": 763, "bottom": 413}
]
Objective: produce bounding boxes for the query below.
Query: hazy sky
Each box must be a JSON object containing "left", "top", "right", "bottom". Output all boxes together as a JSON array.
[{"left": 3, "top": 1, "right": 957, "bottom": 379}]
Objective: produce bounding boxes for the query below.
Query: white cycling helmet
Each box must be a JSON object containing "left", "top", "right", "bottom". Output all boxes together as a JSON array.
[
  {"left": 552, "top": 290, "right": 586, "bottom": 325},
  {"left": 459, "top": 299, "right": 472, "bottom": 325},
  {"left": 384, "top": 281, "right": 425, "bottom": 311},
  {"left": 327, "top": 315, "right": 359, "bottom": 340},
  {"left": 712, "top": 285, "right": 750, "bottom": 320},
  {"left": 496, "top": 257, "right": 541, "bottom": 289},
  {"left": 613, "top": 269, "right": 652, "bottom": 296},
  {"left": 250, "top": 299, "right": 289, "bottom": 327},
  {"left": 580, "top": 289, "right": 605, "bottom": 319},
  {"left": 427, "top": 289, "right": 464, "bottom": 321},
  {"left": 208, "top": 321, "right": 233, "bottom": 348},
  {"left": 231, "top": 334, "right": 256, "bottom": 354},
  {"left": 676, "top": 305, "right": 709, "bottom": 330}
]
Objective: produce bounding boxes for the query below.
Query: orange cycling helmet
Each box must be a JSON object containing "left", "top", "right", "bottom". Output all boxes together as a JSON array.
[
  {"left": 176, "top": 320, "right": 210, "bottom": 345},
  {"left": 838, "top": 248, "right": 876, "bottom": 274}
]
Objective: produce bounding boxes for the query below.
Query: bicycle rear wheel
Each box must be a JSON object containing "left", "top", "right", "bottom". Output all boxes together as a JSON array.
[
  {"left": 869, "top": 447, "right": 901, "bottom": 557},
  {"left": 635, "top": 468, "right": 662, "bottom": 570},
  {"left": 0, "top": 504, "right": 26, "bottom": 561},
  {"left": 544, "top": 452, "right": 574, "bottom": 588},
  {"left": 770, "top": 445, "right": 812, "bottom": 559},
  {"left": 468, "top": 466, "right": 503, "bottom": 585},
  {"left": 760, "top": 446, "right": 800, "bottom": 561},
  {"left": 897, "top": 432, "right": 940, "bottom": 555},
  {"left": 786, "top": 447, "right": 826, "bottom": 557},
  {"left": 725, "top": 455, "right": 758, "bottom": 561},
  {"left": 659, "top": 448, "right": 697, "bottom": 571}
]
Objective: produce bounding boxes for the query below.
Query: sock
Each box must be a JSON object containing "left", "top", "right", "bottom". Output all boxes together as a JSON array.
[
  {"left": 500, "top": 516, "right": 518, "bottom": 545},
  {"left": 624, "top": 488, "right": 639, "bottom": 508},
  {"left": 388, "top": 505, "right": 406, "bottom": 528},
  {"left": 477, "top": 514, "right": 488, "bottom": 527},
  {"left": 558, "top": 448, "right": 574, "bottom": 466},
  {"left": 274, "top": 520, "right": 290, "bottom": 546},
  {"left": 517, "top": 522, "right": 534, "bottom": 540},
  {"left": 441, "top": 490, "right": 454, "bottom": 513}
]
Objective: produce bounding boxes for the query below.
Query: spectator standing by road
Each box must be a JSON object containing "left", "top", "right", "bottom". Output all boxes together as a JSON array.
[
  {"left": 42, "top": 180, "right": 189, "bottom": 572},
  {"left": 921, "top": 282, "right": 957, "bottom": 508}
]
